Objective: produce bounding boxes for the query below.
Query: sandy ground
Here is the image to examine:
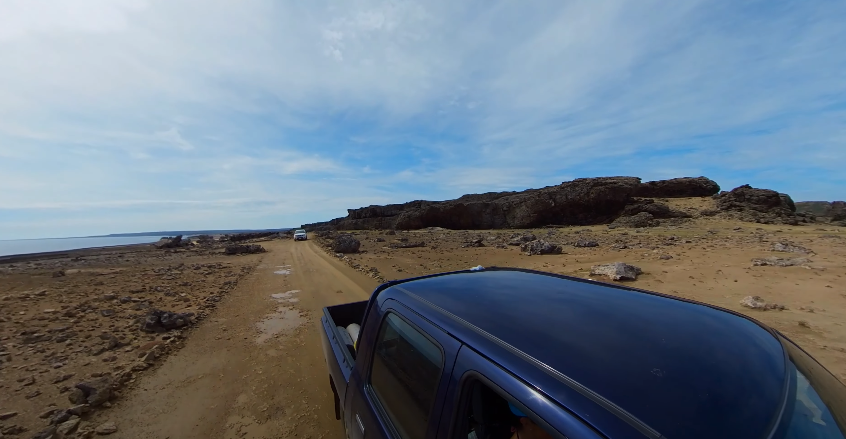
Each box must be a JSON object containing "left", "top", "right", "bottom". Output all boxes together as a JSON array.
[{"left": 2, "top": 208, "right": 846, "bottom": 438}]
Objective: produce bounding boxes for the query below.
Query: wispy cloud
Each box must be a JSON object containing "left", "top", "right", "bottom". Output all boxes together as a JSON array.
[{"left": 1, "top": 0, "right": 845, "bottom": 239}]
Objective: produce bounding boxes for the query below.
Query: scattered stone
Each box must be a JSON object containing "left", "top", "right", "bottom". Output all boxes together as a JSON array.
[
  {"left": 141, "top": 309, "right": 194, "bottom": 332},
  {"left": 751, "top": 257, "right": 811, "bottom": 267},
  {"left": 739, "top": 296, "right": 787, "bottom": 311},
  {"left": 52, "top": 270, "right": 66, "bottom": 278},
  {"left": 74, "top": 376, "right": 113, "bottom": 407},
  {"left": 56, "top": 417, "right": 81, "bottom": 437},
  {"left": 94, "top": 422, "right": 118, "bottom": 435},
  {"left": 332, "top": 234, "right": 361, "bottom": 253},
  {"left": 508, "top": 233, "right": 536, "bottom": 246},
  {"left": 39, "top": 408, "right": 61, "bottom": 419},
  {"left": 26, "top": 390, "right": 42, "bottom": 399},
  {"left": 224, "top": 244, "right": 266, "bottom": 255},
  {"left": 590, "top": 263, "right": 643, "bottom": 281},
  {"left": 659, "top": 255, "right": 673, "bottom": 260},
  {"left": 67, "top": 404, "right": 91, "bottom": 416},
  {"left": 1, "top": 425, "right": 27, "bottom": 435},
  {"left": 0, "top": 411, "right": 17, "bottom": 420},
  {"left": 574, "top": 239, "right": 599, "bottom": 248},
  {"left": 68, "top": 388, "right": 87, "bottom": 405},
  {"left": 50, "top": 410, "right": 72, "bottom": 425},
  {"left": 461, "top": 238, "right": 485, "bottom": 248},
  {"left": 772, "top": 242, "right": 813, "bottom": 254},
  {"left": 520, "top": 240, "right": 563, "bottom": 256},
  {"left": 389, "top": 241, "right": 426, "bottom": 249},
  {"left": 100, "top": 309, "right": 115, "bottom": 317}
]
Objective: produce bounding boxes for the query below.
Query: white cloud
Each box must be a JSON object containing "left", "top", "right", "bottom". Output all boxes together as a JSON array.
[
  {"left": 1, "top": 0, "right": 845, "bottom": 239},
  {"left": 154, "top": 127, "right": 194, "bottom": 151}
]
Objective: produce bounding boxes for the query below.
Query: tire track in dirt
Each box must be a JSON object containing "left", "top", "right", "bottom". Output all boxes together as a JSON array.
[{"left": 92, "top": 240, "right": 376, "bottom": 439}]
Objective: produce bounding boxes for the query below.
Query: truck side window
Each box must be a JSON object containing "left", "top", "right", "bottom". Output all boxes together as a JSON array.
[
  {"left": 370, "top": 313, "right": 444, "bottom": 439},
  {"left": 457, "top": 381, "right": 562, "bottom": 439}
]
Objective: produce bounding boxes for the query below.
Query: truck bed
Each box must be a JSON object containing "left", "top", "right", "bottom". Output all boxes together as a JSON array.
[{"left": 321, "top": 300, "right": 368, "bottom": 412}]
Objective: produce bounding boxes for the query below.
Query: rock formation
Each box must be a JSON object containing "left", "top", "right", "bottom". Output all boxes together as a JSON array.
[
  {"left": 714, "top": 185, "right": 798, "bottom": 225},
  {"left": 634, "top": 177, "right": 720, "bottom": 198}
]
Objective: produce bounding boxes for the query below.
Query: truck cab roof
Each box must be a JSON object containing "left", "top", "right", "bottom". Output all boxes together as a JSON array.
[{"left": 376, "top": 268, "right": 789, "bottom": 439}]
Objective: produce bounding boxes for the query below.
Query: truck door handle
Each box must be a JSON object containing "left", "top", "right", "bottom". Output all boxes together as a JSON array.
[{"left": 356, "top": 413, "right": 365, "bottom": 434}]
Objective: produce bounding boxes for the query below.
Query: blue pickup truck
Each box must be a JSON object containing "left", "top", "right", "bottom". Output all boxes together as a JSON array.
[{"left": 320, "top": 268, "right": 846, "bottom": 439}]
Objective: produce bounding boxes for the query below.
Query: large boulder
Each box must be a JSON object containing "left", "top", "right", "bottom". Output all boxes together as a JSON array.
[
  {"left": 634, "top": 177, "right": 720, "bottom": 198},
  {"left": 333, "top": 234, "right": 361, "bottom": 253},
  {"left": 714, "top": 185, "right": 798, "bottom": 225}
]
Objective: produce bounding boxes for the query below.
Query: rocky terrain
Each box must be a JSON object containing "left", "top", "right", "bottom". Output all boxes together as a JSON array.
[
  {"left": 0, "top": 237, "right": 274, "bottom": 438},
  {"left": 797, "top": 201, "right": 846, "bottom": 226},
  {"left": 304, "top": 176, "right": 840, "bottom": 232},
  {"left": 310, "top": 195, "right": 846, "bottom": 385}
]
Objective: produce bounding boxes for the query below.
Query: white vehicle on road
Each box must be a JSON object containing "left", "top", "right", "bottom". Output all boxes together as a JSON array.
[{"left": 294, "top": 229, "right": 308, "bottom": 241}]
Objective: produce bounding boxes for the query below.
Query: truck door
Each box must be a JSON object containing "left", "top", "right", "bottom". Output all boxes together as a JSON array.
[
  {"left": 436, "top": 346, "right": 603, "bottom": 439},
  {"left": 346, "top": 299, "right": 460, "bottom": 439}
]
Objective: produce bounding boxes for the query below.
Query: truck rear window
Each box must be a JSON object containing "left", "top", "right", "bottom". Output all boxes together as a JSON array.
[{"left": 370, "top": 313, "right": 444, "bottom": 439}]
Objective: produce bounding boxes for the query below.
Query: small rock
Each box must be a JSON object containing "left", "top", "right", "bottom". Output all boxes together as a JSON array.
[
  {"left": 1, "top": 425, "right": 27, "bottom": 435},
  {"left": 751, "top": 257, "right": 810, "bottom": 267},
  {"left": 26, "top": 389, "right": 42, "bottom": 399},
  {"left": 590, "top": 263, "right": 642, "bottom": 281},
  {"left": 67, "top": 404, "right": 91, "bottom": 416},
  {"left": 574, "top": 239, "right": 599, "bottom": 248},
  {"left": 0, "top": 411, "right": 17, "bottom": 420},
  {"left": 739, "top": 296, "right": 787, "bottom": 311},
  {"left": 799, "top": 320, "right": 811, "bottom": 328},
  {"left": 142, "top": 348, "right": 159, "bottom": 363},
  {"left": 68, "top": 388, "right": 87, "bottom": 405},
  {"left": 772, "top": 241, "right": 813, "bottom": 254},
  {"left": 56, "top": 417, "right": 81, "bottom": 437},
  {"left": 74, "top": 376, "right": 113, "bottom": 407},
  {"left": 32, "top": 426, "right": 57, "bottom": 439},
  {"left": 39, "top": 408, "right": 61, "bottom": 419},
  {"left": 659, "top": 255, "right": 673, "bottom": 260},
  {"left": 100, "top": 309, "right": 115, "bottom": 317},
  {"left": 50, "top": 410, "right": 72, "bottom": 425},
  {"left": 94, "top": 422, "right": 118, "bottom": 435},
  {"left": 520, "top": 240, "right": 563, "bottom": 256},
  {"left": 508, "top": 233, "right": 536, "bottom": 246}
]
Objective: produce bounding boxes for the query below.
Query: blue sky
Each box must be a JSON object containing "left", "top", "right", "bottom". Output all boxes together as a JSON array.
[{"left": 1, "top": 0, "right": 845, "bottom": 239}]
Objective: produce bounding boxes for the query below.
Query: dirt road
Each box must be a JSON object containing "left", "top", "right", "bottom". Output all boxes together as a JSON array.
[{"left": 93, "top": 239, "right": 379, "bottom": 439}]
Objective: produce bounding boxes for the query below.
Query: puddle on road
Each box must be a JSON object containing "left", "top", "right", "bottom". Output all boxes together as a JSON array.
[
  {"left": 255, "top": 307, "right": 305, "bottom": 344},
  {"left": 274, "top": 265, "right": 292, "bottom": 275},
  {"left": 271, "top": 290, "right": 300, "bottom": 303}
]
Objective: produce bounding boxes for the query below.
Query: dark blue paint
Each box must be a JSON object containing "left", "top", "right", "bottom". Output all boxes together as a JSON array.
[
  {"left": 321, "top": 268, "right": 843, "bottom": 439},
  {"left": 393, "top": 270, "right": 786, "bottom": 439}
]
